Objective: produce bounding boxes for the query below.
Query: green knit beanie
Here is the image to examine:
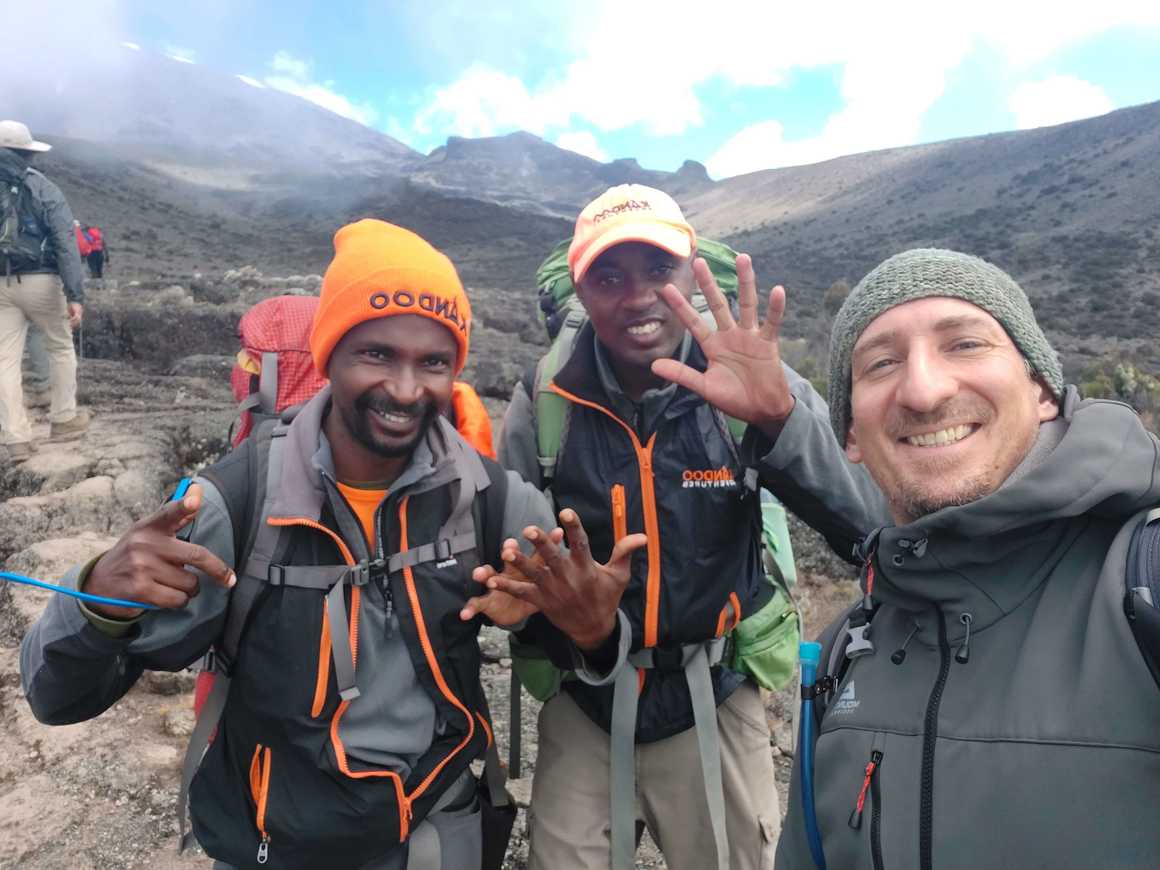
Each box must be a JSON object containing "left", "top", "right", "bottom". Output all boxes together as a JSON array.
[{"left": 827, "top": 248, "right": 1063, "bottom": 446}]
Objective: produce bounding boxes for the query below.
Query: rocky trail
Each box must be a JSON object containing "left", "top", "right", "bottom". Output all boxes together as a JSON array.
[{"left": 0, "top": 274, "right": 860, "bottom": 869}]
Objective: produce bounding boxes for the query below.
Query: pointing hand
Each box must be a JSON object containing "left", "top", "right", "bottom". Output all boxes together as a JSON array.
[{"left": 84, "top": 484, "right": 236, "bottom": 619}]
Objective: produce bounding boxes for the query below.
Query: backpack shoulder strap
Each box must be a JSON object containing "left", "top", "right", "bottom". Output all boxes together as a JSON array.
[
  {"left": 533, "top": 300, "right": 585, "bottom": 482},
  {"left": 1124, "top": 507, "right": 1160, "bottom": 691},
  {"left": 178, "top": 418, "right": 284, "bottom": 852},
  {"left": 811, "top": 601, "right": 862, "bottom": 727},
  {"left": 473, "top": 456, "right": 510, "bottom": 573}
]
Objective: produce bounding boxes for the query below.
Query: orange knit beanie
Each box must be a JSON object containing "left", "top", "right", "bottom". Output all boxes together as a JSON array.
[{"left": 309, "top": 219, "right": 471, "bottom": 375}]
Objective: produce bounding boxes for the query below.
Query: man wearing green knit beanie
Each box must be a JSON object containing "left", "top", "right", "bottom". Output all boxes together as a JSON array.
[{"left": 778, "top": 247, "right": 1160, "bottom": 869}]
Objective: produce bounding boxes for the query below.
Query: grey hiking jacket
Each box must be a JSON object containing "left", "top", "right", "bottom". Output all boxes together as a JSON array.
[
  {"left": 777, "top": 389, "right": 1160, "bottom": 870},
  {"left": 20, "top": 388, "right": 598, "bottom": 779},
  {"left": 0, "top": 148, "right": 85, "bottom": 304}
]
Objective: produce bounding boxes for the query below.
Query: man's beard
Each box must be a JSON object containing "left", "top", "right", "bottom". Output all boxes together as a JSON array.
[
  {"left": 341, "top": 392, "right": 439, "bottom": 458},
  {"left": 892, "top": 472, "right": 994, "bottom": 524}
]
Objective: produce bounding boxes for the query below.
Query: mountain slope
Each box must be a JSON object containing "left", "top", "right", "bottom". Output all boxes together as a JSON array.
[
  {"left": 2, "top": 43, "right": 416, "bottom": 173},
  {"left": 685, "top": 100, "right": 1160, "bottom": 365},
  {"left": 413, "top": 131, "right": 712, "bottom": 217}
]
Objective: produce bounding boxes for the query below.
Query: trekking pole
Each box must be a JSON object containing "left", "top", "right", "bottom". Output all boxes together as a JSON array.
[
  {"left": 799, "top": 641, "right": 827, "bottom": 870},
  {"left": 509, "top": 668, "right": 522, "bottom": 779}
]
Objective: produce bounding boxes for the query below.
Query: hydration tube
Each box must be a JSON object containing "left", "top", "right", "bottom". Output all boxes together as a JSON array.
[
  {"left": 0, "top": 571, "right": 157, "bottom": 611},
  {"left": 0, "top": 478, "right": 195, "bottom": 613},
  {"left": 799, "top": 640, "right": 827, "bottom": 870}
]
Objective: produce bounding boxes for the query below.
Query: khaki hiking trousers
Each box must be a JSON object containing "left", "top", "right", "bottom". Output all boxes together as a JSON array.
[
  {"left": 0, "top": 272, "right": 78, "bottom": 444},
  {"left": 529, "top": 681, "right": 780, "bottom": 870}
]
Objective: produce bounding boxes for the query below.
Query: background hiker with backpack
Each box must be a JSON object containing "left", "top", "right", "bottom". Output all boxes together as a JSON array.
[
  {"left": 499, "top": 185, "right": 888, "bottom": 870},
  {"left": 0, "top": 120, "right": 90, "bottom": 460},
  {"left": 777, "top": 248, "right": 1160, "bottom": 869},
  {"left": 20, "top": 219, "right": 647, "bottom": 870},
  {"left": 81, "top": 223, "right": 109, "bottom": 279}
]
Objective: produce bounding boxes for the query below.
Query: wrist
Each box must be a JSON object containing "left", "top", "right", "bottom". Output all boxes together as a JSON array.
[
  {"left": 755, "top": 395, "right": 795, "bottom": 441},
  {"left": 571, "top": 616, "right": 617, "bottom": 653},
  {"left": 82, "top": 558, "right": 143, "bottom": 620}
]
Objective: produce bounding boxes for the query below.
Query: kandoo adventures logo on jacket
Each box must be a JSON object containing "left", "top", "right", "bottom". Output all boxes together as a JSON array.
[{"left": 681, "top": 467, "right": 737, "bottom": 489}]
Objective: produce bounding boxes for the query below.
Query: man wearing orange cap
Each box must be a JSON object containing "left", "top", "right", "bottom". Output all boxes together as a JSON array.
[
  {"left": 22, "top": 219, "right": 645, "bottom": 870},
  {"left": 499, "top": 186, "right": 886, "bottom": 870}
]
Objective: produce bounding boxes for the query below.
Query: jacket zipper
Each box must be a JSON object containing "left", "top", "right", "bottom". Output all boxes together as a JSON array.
[
  {"left": 848, "top": 749, "right": 885, "bottom": 870},
  {"left": 249, "top": 744, "right": 273, "bottom": 864},
  {"left": 373, "top": 499, "right": 394, "bottom": 632},
  {"left": 870, "top": 750, "right": 885, "bottom": 870},
  {"left": 396, "top": 496, "right": 478, "bottom": 809},
  {"left": 920, "top": 610, "right": 950, "bottom": 870},
  {"left": 611, "top": 484, "right": 627, "bottom": 542},
  {"left": 549, "top": 384, "right": 663, "bottom": 646}
]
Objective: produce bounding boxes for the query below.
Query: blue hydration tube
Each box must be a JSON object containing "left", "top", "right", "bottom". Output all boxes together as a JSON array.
[
  {"left": 799, "top": 640, "right": 826, "bottom": 870},
  {"left": 0, "top": 478, "right": 194, "bottom": 612},
  {"left": 0, "top": 571, "right": 157, "bottom": 611}
]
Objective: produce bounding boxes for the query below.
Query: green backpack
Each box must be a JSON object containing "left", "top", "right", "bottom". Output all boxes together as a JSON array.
[{"left": 510, "top": 237, "right": 801, "bottom": 705}]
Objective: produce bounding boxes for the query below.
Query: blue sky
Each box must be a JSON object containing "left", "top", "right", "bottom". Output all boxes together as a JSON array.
[{"left": 111, "top": 0, "right": 1160, "bottom": 178}]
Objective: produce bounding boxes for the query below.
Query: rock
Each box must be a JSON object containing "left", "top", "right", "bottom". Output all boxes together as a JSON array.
[
  {"left": 464, "top": 356, "right": 522, "bottom": 400},
  {"left": 169, "top": 354, "right": 235, "bottom": 379},
  {"left": 160, "top": 705, "right": 196, "bottom": 739},
  {"left": 223, "top": 266, "right": 263, "bottom": 288},
  {"left": 142, "top": 670, "right": 197, "bottom": 696},
  {"left": 4, "top": 449, "right": 93, "bottom": 496},
  {"left": 114, "top": 468, "right": 161, "bottom": 519},
  {"left": 5, "top": 532, "right": 118, "bottom": 580},
  {"left": 773, "top": 721, "right": 794, "bottom": 757}
]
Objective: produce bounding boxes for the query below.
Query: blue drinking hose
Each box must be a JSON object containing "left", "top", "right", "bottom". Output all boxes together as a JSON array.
[
  {"left": 0, "top": 478, "right": 194, "bottom": 612},
  {"left": 799, "top": 640, "right": 827, "bottom": 870}
]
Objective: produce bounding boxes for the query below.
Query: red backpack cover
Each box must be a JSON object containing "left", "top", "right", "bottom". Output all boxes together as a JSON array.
[
  {"left": 229, "top": 295, "right": 328, "bottom": 446},
  {"left": 85, "top": 226, "right": 104, "bottom": 251}
]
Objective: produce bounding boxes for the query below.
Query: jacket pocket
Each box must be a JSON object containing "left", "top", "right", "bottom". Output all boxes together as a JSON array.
[
  {"left": 611, "top": 484, "right": 627, "bottom": 542},
  {"left": 847, "top": 745, "right": 885, "bottom": 870},
  {"left": 249, "top": 744, "right": 273, "bottom": 865}
]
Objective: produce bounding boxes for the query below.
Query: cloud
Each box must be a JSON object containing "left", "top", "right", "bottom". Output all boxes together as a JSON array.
[
  {"left": 410, "top": 0, "right": 1160, "bottom": 175},
  {"left": 263, "top": 51, "right": 377, "bottom": 126},
  {"left": 556, "top": 131, "right": 608, "bottom": 162},
  {"left": 164, "top": 45, "right": 197, "bottom": 64},
  {"left": 705, "top": 121, "right": 788, "bottom": 178},
  {"left": 413, "top": 66, "right": 559, "bottom": 138},
  {"left": 269, "top": 50, "right": 310, "bottom": 81},
  {"left": 1009, "top": 76, "right": 1115, "bottom": 130},
  {"left": 120, "top": 42, "right": 141, "bottom": 51}
]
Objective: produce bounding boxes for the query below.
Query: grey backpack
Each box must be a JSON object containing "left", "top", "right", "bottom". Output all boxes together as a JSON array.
[{"left": 0, "top": 169, "right": 47, "bottom": 274}]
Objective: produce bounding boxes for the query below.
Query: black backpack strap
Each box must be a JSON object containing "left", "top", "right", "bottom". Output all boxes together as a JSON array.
[
  {"left": 810, "top": 601, "right": 862, "bottom": 728},
  {"left": 475, "top": 457, "right": 509, "bottom": 573},
  {"left": 1124, "top": 508, "right": 1160, "bottom": 691}
]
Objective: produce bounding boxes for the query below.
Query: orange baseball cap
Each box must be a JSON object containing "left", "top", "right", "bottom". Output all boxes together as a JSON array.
[{"left": 567, "top": 184, "right": 696, "bottom": 283}]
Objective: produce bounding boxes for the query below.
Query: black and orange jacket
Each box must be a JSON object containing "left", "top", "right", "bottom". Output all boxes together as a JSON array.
[
  {"left": 20, "top": 389, "right": 558, "bottom": 869},
  {"left": 500, "top": 325, "right": 889, "bottom": 743}
]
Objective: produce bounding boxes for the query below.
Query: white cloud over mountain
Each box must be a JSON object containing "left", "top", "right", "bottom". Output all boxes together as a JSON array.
[
  {"left": 1009, "top": 76, "right": 1115, "bottom": 130},
  {"left": 264, "top": 50, "right": 378, "bottom": 127},
  {"left": 408, "top": 0, "right": 1160, "bottom": 177}
]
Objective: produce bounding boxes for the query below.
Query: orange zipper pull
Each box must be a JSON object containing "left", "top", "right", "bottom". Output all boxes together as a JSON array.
[
  {"left": 257, "top": 833, "right": 270, "bottom": 864},
  {"left": 848, "top": 750, "right": 882, "bottom": 829}
]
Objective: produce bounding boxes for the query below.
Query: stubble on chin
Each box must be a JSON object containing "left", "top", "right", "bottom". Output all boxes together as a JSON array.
[{"left": 891, "top": 471, "right": 995, "bottom": 524}]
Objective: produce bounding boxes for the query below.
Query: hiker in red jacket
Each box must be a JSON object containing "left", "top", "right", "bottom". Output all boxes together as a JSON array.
[{"left": 82, "top": 224, "right": 108, "bottom": 279}]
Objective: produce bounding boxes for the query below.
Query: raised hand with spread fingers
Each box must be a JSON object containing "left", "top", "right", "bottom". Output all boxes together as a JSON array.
[
  {"left": 651, "top": 253, "right": 796, "bottom": 438},
  {"left": 461, "top": 509, "right": 647, "bottom": 652}
]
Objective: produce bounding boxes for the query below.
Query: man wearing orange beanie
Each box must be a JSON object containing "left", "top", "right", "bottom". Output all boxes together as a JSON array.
[{"left": 22, "top": 219, "right": 646, "bottom": 870}]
